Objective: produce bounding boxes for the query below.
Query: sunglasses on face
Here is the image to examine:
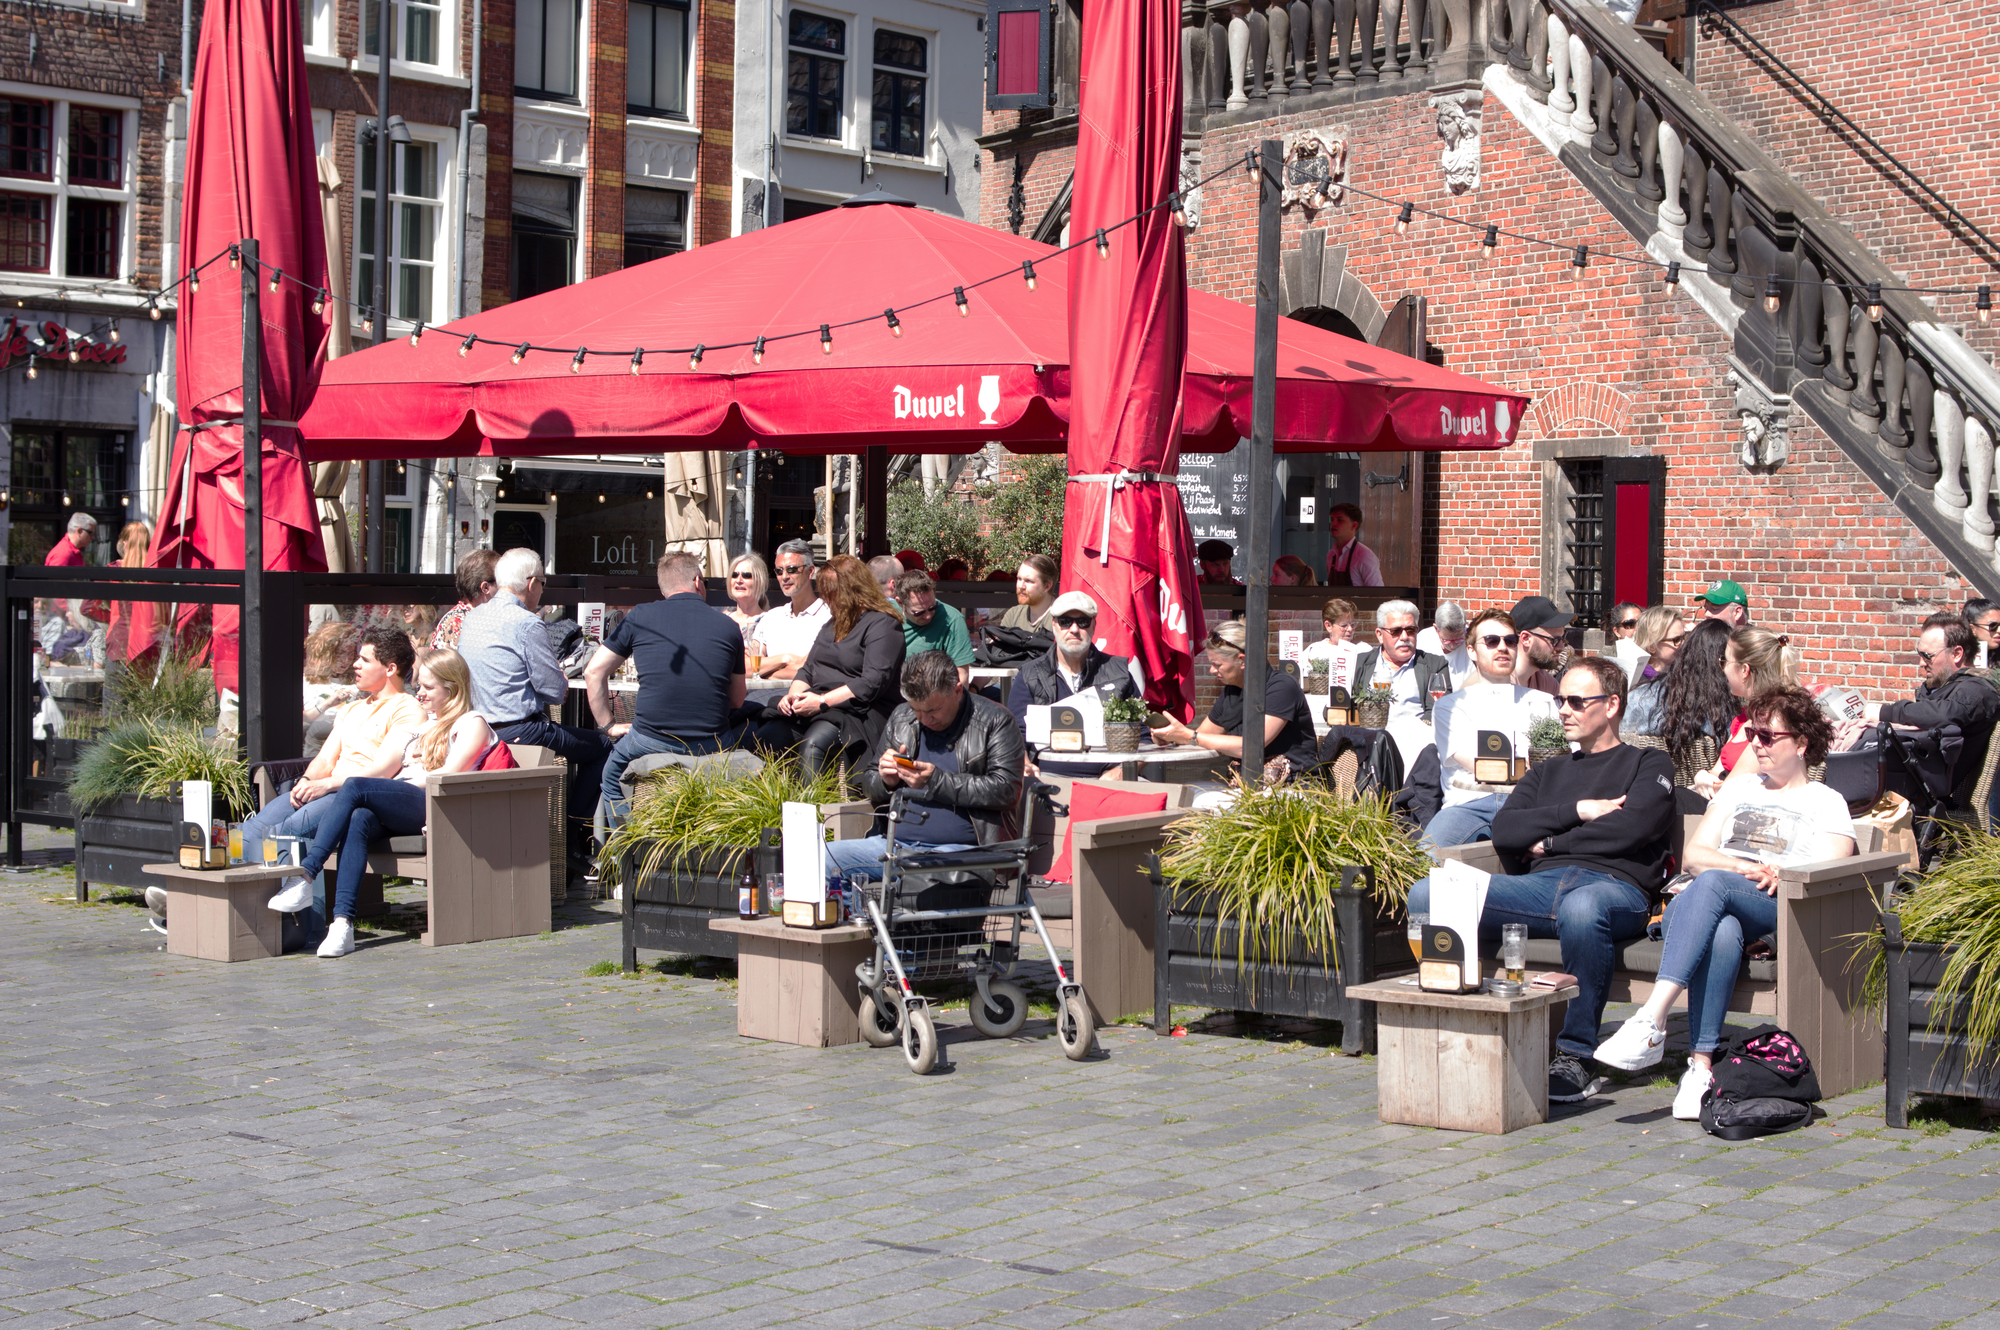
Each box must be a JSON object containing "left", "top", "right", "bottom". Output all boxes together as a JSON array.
[
  {"left": 1917, "top": 648, "right": 1947, "bottom": 665},
  {"left": 1478, "top": 633, "right": 1520, "bottom": 648},
  {"left": 1662, "top": 632, "right": 1689, "bottom": 646},
  {"left": 1746, "top": 727, "right": 1797, "bottom": 746},
  {"left": 1617, "top": 619, "right": 1639, "bottom": 630},
  {"left": 1979, "top": 620, "right": 2000, "bottom": 635},
  {"left": 730, "top": 572, "right": 754, "bottom": 579},
  {"left": 1381, "top": 625, "right": 1418, "bottom": 637},
  {"left": 1054, "top": 614, "right": 1094, "bottom": 629},
  {"left": 1554, "top": 693, "right": 1609, "bottom": 711},
  {"left": 775, "top": 564, "right": 810, "bottom": 575}
]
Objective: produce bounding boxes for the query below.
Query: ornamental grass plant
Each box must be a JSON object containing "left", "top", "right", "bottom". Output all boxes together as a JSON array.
[
  {"left": 105, "top": 653, "right": 218, "bottom": 727},
  {"left": 1867, "top": 829, "right": 2000, "bottom": 1059},
  {"left": 65, "top": 718, "right": 249, "bottom": 815},
  {"left": 1157, "top": 783, "right": 1428, "bottom": 974},
  {"left": 597, "top": 757, "right": 844, "bottom": 886}
]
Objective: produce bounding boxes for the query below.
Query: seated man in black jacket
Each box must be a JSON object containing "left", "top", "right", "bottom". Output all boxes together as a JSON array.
[
  {"left": 1406, "top": 655, "right": 1675, "bottom": 1103},
  {"left": 825, "top": 650, "right": 1027, "bottom": 888},
  {"left": 1864, "top": 617, "right": 2000, "bottom": 815},
  {"left": 1008, "top": 590, "right": 1142, "bottom": 777}
]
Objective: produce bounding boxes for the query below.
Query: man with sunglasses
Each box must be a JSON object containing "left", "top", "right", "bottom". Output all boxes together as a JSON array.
[
  {"left": 1963, "top": 598, "right": 2000, "bottom": 670},
  {"left": 1009, "top": 591, "right": 1142, "bottom": 777},
  {"left": 1424, "top": 609, "right": 1559, "bottom": 848},
  {"left": 1862, "top": 617, "right": 2000, "bottom": 818},
  {"left": 1351, "top": 599, "right": 1454, "bottom": 769},
  {"left": 1607, "top": 601, "right": 1645, "bottom": 676},
  {"left": 1408, "top": 654, "right": 1674, "bottom": 1102},
  {"left": 748, "top": 539, "right": 830, "bottom": 682},
  {"left": 897, "top": 570, "right": 975, "bottom": 685}
]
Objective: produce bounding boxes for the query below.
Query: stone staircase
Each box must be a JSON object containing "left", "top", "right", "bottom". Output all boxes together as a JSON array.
[{"left": 1484, "top": 0, "right": 2000, "bottom": 597}]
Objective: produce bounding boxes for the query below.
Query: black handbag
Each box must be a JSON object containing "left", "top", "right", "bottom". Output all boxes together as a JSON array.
[{"left": 978, "top": 623, "right": 1053, "bottom": 666}]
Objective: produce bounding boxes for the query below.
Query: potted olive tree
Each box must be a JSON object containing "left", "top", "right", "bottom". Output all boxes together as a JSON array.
[
  {"left": 1151, "top": 784, "right": 1430, "bottom": 1054},
  {"left": 604, "top": 758, "right": 844, "bottom": 968},
  {"left": 1875, "top": 834, "right": 2000, "bottom": 1125}
]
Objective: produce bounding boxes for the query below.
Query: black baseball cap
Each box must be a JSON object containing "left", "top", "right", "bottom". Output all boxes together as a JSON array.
[
  {"left": 1196, "top": 539, "right": 1235, "bottom": 562},
  {"left": 1510, "top": 595, "right": 1574, "bottom": 634}
]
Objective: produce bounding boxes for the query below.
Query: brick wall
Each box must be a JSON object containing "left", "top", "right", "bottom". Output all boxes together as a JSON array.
[
  {"left": 479, "top": 0, "right": 516, "bottom": 310},
  {"left": 979, "top": 110, "right": 1079, "bottom": 237},
  {"left": 692, "top": 0, "right": 733, "bottom": 247},
  {"left": 584, "top": 0, "right": 628, "bottom": 279}
]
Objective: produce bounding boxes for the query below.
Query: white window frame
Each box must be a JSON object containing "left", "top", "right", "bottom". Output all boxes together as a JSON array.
[
  {"left": 784, "top": 6, "right": 852, "bottom": 147},
  {"left": 302, "top": 0, "right": 336, "bottom": 56},
  {"left": 867, "top": 21, "right": 932, "bottom": 164},
  {"left": 0, "top": 80, "right": 138, "bottom": 291},
  {"left": 515, "top": 0, "right": 586, "bottom": 103},
  {"left": 351, "top": 119, "right": 455, "bottom": 333},
  {"left": 355, "top": 0, "right": 459, "bottom": 79},
  {"left": 626, "top": 0, "right": 693, "bottom": 121}
]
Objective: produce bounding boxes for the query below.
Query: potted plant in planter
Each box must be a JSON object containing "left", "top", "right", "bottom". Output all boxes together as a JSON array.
[
  {"left": 1355, "top": 684, "right": 1394, "bottom": 730},
  {"left": 67, "top": 718, "right": 248, "bottom": 901},
  {"left": 603, "top": 758, "right": 843, "bottom": 969},
  {"left": 1151, "top": 784, "right": 1431, "bottom": 1054},
  {"left": 1101, "top": 695, "right": 1148, "bottom": 752},
  {"left": 1873, "top": 835, "right": 2000, "bottom": 1125},
  {"left": 1527, "top": 715, "right": 1569, "bottom": 767},
  {"left": 1303, "top": 659, "right": 1329, "bottom": 696}
]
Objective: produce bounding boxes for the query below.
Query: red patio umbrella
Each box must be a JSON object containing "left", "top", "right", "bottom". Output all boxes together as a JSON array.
[
  {"left": 1060, "top": 0, "right": 1202, "bottom": 718},
  {"left": 130, "top": 0, "right": 328, "bottom": 684},
  {"left": 297, "top": 201, "right": 1528, "bottom": 462}
]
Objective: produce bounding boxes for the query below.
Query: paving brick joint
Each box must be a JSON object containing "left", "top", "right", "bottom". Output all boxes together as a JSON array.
[{"left": 5, "top": 853, "right": 1999, "bottom": 1330}]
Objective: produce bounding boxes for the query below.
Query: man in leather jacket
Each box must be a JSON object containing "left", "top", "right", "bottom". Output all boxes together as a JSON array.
[
  {"left": 825, "top": 651, "right": 1027, "bottom": 888},
  {"left": 1865, "top": 617, "right": 2000, "bottom": 814}
]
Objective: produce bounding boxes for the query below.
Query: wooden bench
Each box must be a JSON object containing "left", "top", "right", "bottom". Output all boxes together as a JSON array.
[{"left": 1431, "top": 819, "right": 1907, "bottom": 1096}]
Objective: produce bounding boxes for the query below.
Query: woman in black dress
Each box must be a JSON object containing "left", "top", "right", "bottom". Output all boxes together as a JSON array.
[{"left": 774, "top": 554, "right": 907, "bottom": 777}]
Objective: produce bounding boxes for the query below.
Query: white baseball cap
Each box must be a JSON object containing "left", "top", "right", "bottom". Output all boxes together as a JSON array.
[{"left": 1050, "top": 591, "right": 1099, "bottom": 619}]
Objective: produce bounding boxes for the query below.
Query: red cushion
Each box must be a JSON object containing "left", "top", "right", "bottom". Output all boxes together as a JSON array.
[
  {"left": 477, "top": 740, "right": 519, "bottom": 771},
  {"left": 1044, "top": 784, "right": 1170, "bottom": 885}
]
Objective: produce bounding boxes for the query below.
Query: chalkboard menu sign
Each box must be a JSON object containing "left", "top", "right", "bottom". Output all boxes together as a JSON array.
[{"left": 1175, "top": 447, "right": 1361, "bottom": 580}]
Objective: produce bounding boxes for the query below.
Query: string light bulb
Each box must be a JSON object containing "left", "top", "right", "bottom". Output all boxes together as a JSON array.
[
  {"left": 106, "top": 324, "right": 119, "bottom": 342},
  {"left": 1395, "top": 202, "right": 1414, "bottom": 235},
  {"left": 268, "top": 268, "right": 282, "bottom": 294},
  {"left": 1865, "top": 281, "right": 1883, "bottom": 322},
  {"left": 630, "top": 348, "right": 644, "bottom": 375},
  {"left": 408, "top": 320, "right": 425, "bottom": 347},
  {"left": 1169, "top": 193, "right": 1186, "bottom": 228},
  {"left": 23, "top": 356, "right": 35, "bottom": 380},
  {"left": 1663, "top": 260, "right": 1681, "bottom": 290},
  {"left": 511, "top": 342, "right": 530, "bottom": 364},
  {"left": 752, "top": 336, "right": 766, "bottom": 365},
  {"left": 61, "top": 491, "right": 71, "bottom": 506},
  {"left": 1021, "top": 260, "right": 1037, "bottom": 291},
  {"left": 148, "top": 300, "right": 161, "bottom": 321},
  {"left": 311, "top": 288, "right": 327, "bottom": 315},
  {"left": 597, "top": 492, "right": 605, "bottom": 503},
  {"left": 1094, "top": 228, "right": 1109, "bottom": 259},
  {"left": 1480, "top": 224, "right": 1498, "bottom": 259},
  {"left": 820, "top": 323, "right": 833, "bottom": 354},
  {"left": 1568, "top": 245, "right": 1589, "bottom": 279},
  {"left": 360, "top": 308, "right": 373, "bottom": 334},
  {"left": 884, "top": 308, "right": 901, "bottom": 336},
  {"left": 1979, "top": 286, "right": 1991, "bottom": 323},
  {"left": 228, "top": 248, "right": 239, "bottom": 270},
  {"left": 689, "top": 343, "right": 704, "bottom": 370},
  {"left": 459, "top": 334, "right": 476, "bottom": 358},
  {"left": 1762, "top": 275, "right": 1782, "bottom": 315},
  {"left": 188, "top": 271, "right": 200, "bottom": 293},
  {"left": 570, "top": 347, "right": 587, "bottom": 373},
  {"left": 953, "top": 286, "right": 969, "bottom": 317},
  {"left": 67, "top": 343, "right": 80, "bottom": 362}
]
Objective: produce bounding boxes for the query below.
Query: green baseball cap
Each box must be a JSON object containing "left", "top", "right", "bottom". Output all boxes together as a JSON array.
[{"left": 1696, "top": 579, "right": 1749, "bottom": 608}]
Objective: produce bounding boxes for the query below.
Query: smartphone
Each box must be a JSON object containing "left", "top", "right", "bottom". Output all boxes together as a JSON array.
[{"left": 893, "top": 753, "right": 919, "bottom": 773}]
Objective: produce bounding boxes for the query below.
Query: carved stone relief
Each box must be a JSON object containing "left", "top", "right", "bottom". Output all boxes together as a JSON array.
[
  {"left": 1429, "top": 91, "right": 1482, "bottom": 194},
  {"left": 1727, "top": 357, "right": 1791, "bottom": 472},
  {"left": 1280, "top": 129, "right": 1347, "bottom": 214}
]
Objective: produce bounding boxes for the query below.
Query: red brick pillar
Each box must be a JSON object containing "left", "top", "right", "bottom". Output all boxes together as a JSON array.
[
  {"left": 585, "top": 0, "right": 629, "bottom": 277},
  {"left": 480, "top": 0, "right": 518, "bottom": 309},
  {"left": 693, "top": 0, "right": 734, "bottom": 246}
]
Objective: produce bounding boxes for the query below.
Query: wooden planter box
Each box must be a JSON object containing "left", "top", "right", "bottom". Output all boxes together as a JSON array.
[
  {"left": 74, "top": 792, "right": 182, "bottom": 902},
  {"left": 1882, "top": 913, "right": 2000, "bottom": 1126},
  {"left": 1151, "top": 863, "right": 1412, "bottom": 1055},
  {"left": 620, "top": 831, "right": 779, "bottom": 968}
]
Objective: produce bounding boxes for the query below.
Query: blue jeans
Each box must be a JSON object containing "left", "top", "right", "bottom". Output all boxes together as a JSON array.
[
  {"left": 296, "top": 777, "right": 429, "bottom": 922},
  {"left": 239, "top": 782, "right": 341, "bottom": 851},
  {"left": 1407, "top": 865, "right": 1652, "bottom": 1058},
  {"left": 1423, "top": 795, "right": 1506, "bottom": 851},
  {"left": 824, "top": 835, "right": 977, "bottom": 895},
  {"left": 600, "top": 728, "right": 739, "bottom": 828},
  {"left": 1658, "top": 868, "right": 1778, "bottom": 1055}
]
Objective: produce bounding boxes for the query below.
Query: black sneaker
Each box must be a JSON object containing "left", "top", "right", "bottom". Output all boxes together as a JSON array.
[{"left": 1548, "top": 1052, "right": 1601, "bottom": 1103}]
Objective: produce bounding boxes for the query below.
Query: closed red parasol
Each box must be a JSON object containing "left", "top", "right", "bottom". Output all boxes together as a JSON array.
[
  {"left": 131, "top": 0, "right": 328, "bottom": 684},
  {"left": 297, "top": 201, "right": 1527, "bottom": 463}
]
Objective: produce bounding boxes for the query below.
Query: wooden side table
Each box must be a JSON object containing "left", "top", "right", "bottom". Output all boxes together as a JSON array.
[
  {"left": 144, "top": 863, "right": 296, "bottom": 962},
  {"left": 708, "top": 916, "right": 876, "bottom": 1048},
  {"left": 1347, "top": 975, "right": 1579, "bottom": 1135}
]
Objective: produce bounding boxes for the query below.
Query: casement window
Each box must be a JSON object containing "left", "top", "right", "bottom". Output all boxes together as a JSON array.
[
  {"left": 357, "top": 124, "right": 448, "bottom": 325},
  {"left": 870, "top": 28, "right": 927, "bottom": 158},
  {"left": 628, "top": 0, "right": 691, "bottom": 116},
  {"left": 363, "top": 0, "right": 448, "bottom": 70},
  {"left": 517, "top": 0, "right": 582, "bottom": 100},
  {"left": 0, "top": 93, "right": 132, "bottom": 281},
  {"left": 623, "top": 185, "right": 686, "bottom": 267},
  {"left": 511, "top": 171, "right": 577, "bottom": 299},
  {"left": 787, "top": 12, "right": 846, "bottom": 141}
]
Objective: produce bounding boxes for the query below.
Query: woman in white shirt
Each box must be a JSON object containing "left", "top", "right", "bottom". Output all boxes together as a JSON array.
[
  {"left": 274, "top": 649, "right": 499, "bottom": 959},
  {"left": 1594, "top": 685, "right": 1854, "bottom": 1117}
]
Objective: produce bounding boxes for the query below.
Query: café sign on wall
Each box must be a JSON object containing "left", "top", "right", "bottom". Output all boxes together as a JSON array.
[{"left": 0, "top": 318, "right": 129, "bottom": 370}]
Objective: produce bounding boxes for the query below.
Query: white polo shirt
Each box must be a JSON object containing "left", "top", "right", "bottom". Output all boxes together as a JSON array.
[{"left": 752, "top": 597, "right": 832, "bottom": 659}]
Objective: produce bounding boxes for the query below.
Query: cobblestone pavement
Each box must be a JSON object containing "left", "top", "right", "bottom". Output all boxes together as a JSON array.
[{"left": 4, "top": 862, "right": 1999, "bottom": 1330}]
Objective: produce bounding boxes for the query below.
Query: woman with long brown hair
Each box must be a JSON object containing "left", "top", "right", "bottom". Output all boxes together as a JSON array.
[
  {"left": 768, "top": 554, "right": 906, "bottom": 776},
  {"left": 105, "top": 521, "right": 152, "bottom": 663}
]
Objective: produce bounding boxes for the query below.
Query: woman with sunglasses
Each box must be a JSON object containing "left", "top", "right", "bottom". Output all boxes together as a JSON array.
[
  {"left": 1620, "top": 607, "right": 1688, "bottom": 735},
  {"left": 1595, "top": 686, "right": 1853, "bottom": 1117},
  {"left": 723, "top": 552, "right": 771, "bottom": 642}
]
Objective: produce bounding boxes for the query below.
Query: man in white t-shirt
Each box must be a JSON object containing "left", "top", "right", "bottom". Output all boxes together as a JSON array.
[
  {"left": 1415, "top": 601, "right": 1471, "bottom": 683},
  {"left": 1424, "top": 608, "right": 1559, "bottom": 848},
  {"left": 749, "top": 539, "right": 832, "bottom": 681}
]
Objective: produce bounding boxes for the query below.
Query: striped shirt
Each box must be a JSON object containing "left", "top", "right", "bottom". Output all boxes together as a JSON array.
[{"left": 458, "top": 590, "right": 566, "bottom": 723}]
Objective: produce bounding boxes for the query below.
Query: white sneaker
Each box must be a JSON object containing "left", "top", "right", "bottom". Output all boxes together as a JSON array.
[
  {"left": 1594, "top": 1013, "right": 1668, "bottom": 1071},
  {"left": 268, "top": 875, "right": 313, "bottom": 913},
  {"left": 1673, "top": 1064, "right": 1713, "bottom": 1120},
  {"left": 611, "top": 882, "right": 623, "bottom": 903},
  {"left": 144, "top": 885, "right": 168, "bottom": 913},
  {"left": 317, "top": 917, "right": 355, "bottom": 958}
]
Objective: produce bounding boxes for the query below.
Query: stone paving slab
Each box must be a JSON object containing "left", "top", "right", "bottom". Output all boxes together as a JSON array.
[{"left": 3, "top": 859, "right": 1998, "bottom": 1329}]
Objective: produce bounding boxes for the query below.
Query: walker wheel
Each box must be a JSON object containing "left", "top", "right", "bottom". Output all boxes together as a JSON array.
[
  {"left": 968, "top": 979, "right": 1028, "bottom": 1039},
  {"left": 859, "top": 986, "right": 901, "bottom": 1048},
  {"left": 1057, "top": 990, "right": 1096, "bottom": 1061},
  {"left": 902, "top": 1003, "right": 939, "bottom": 1075}
]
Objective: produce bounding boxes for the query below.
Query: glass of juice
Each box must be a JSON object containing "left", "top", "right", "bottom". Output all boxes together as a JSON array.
[
  {"left": 227, "top": 823, "right": 245, "bottom": 865},
  {"left": 1406, "top": 912, "right": 1427, "bottom": 962},
  {"left": 261, "top": 835, "right": 281, "bottom": 867}
]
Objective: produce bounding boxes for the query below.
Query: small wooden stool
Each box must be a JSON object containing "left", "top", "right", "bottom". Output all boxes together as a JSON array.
[
  {"left": 1347, "top": 974, "right": 1579, "bottom": 1134},
  {"left": 708, "top": 916, "right": 876, "bottom": 1048},
  {"left": 145, "top": 863, "right": 296, "bottom": 962}
]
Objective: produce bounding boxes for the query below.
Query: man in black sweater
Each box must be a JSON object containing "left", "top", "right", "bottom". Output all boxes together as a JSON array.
[
  {"left": 1864, "top": 617, "right": 2000, "bottom": 815},
  {"left": 1407, "top": 654, "right": 1674, "bottom": 1102}
]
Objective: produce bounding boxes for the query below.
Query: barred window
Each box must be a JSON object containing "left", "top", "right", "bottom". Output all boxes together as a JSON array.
[{"left": 1561, "top": 458, "right": 1605, "bottom": 630}]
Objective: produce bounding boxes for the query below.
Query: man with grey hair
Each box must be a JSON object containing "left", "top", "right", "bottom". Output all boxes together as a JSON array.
[
  {"left": 1009, "top": 590, "right": 1141, "bottom": 777},
  {"left": 44, "top": 511, "right": 97, "bottom": 567},
  {"left": 750, "top": 539, "right": 830, "bottom": 682},
  {"left": 823, "top": 649, "right": 1026, "bottom": 892},
  {"left": 1351, "top": 598, "right": 1455, "bottom": 769},
  {"left": 868, "top": 554, "right": 904, "bottom": 599},
  {"left": 1416, "top": 600, "right": 1471, "bottom": 680},
  {"left": 586, "top": 551, "right": 748, "bottom": 827},
  {"left": 461, "top": 547, "right": 614, "bottom": 872}
]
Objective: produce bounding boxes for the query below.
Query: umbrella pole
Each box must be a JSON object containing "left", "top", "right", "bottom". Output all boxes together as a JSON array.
[
  {"left": 1242, "top": 139, "right": 1280, "bottom": 781},
  {"left": 241, "top": 237, "right": 266, "bottom": 769}
]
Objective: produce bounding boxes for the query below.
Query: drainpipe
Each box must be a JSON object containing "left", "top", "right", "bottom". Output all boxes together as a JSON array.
[{"left": 452, "top": 0, "right": 482, "bottom": 320}]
